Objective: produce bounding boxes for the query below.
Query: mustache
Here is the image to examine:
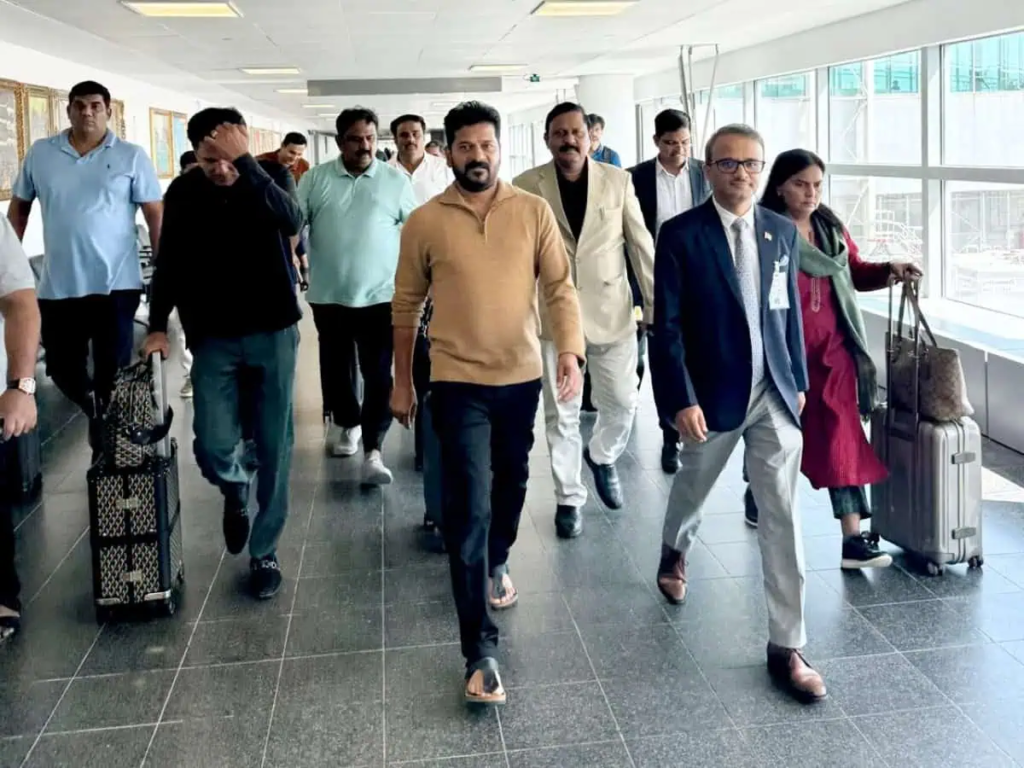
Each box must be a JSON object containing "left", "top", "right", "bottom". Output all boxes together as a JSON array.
[
  {"left": 558, "top": 145, "right": 579, "bottom": 153},
  {"left": 464, "top": 161, "right": 490, "bottom": 173}
]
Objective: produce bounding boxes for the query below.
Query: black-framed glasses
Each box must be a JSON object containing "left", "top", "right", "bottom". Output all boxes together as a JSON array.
[{"left": 710, "top": 158, "right": 766, "bottom": 173}]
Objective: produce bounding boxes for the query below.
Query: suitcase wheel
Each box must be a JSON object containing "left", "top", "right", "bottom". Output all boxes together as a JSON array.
[
  {"left": 96, "top": 606, "right": 113, "bottom": 625},
  {"left": 926, "top": 561, "right": 945, "bottom": 577},
  {"left": 969, "top": 556, "right": 984, "bottom": 570}
]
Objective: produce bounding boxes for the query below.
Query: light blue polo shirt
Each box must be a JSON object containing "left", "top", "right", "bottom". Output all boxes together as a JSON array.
[
  {"left": 12, "top": 130, "right": 162, "bottom": 300},
  {"left": 298, "top": 158, "right": 416, "bottom": 307}
]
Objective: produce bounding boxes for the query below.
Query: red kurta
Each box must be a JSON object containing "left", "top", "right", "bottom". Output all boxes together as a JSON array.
[{"left": 799, "top": 234, "right": 890, "bottom": 489}]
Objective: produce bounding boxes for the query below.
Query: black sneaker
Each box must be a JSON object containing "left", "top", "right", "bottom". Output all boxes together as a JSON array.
[
  {"left": 841, "top": 532, "right": 893, "bottom": 570},
  {"left": 744, "top": 487, "right": 758, "bottom": 528},
  {"left": 250, "top": 555, "right": 282, "bottom": 599},
  {"left": 223, "top": 489, "right": 251, "bottom": 555}
]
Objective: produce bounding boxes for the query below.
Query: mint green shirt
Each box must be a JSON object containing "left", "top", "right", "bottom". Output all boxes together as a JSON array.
[{"left": 298, "top": 158, "right": 416, "bottom": 307}]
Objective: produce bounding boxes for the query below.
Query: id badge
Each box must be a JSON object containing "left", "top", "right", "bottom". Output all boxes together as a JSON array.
[{"left": 768, "top": 264, "right": 790, "bottom": 311}]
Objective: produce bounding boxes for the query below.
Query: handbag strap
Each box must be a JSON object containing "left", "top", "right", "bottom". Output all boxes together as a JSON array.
[{"left": 903, "top": 280, "right": 938, "bottom": 348}]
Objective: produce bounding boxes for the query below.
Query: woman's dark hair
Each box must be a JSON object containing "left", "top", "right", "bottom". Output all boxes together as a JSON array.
[
  {"left": 336, "top": 107, "right": 378, "bottom": 137},
  {"left": 760, "top": 148, "right": 843, "bottom": 230},
  {"left": 187, "top": 107, "right": 245, "bottom": 148},
  {"left": 444, "top": 101, "right": 500, "bottom": 147}
]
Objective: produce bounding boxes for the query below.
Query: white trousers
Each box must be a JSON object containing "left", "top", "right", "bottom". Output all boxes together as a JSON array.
[
  {"left": 168, "top": 309, "right": 192, "bottom": 376},
  {"left": 662, "top": 382, "right": 807, "bottom": 649},
  {"left": 541, "top": 336, "right": 638, "bottom": 508}
]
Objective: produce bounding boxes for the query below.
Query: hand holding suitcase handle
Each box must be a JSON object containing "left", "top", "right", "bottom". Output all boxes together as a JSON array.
[{"left": 125, "top": 354, "right": 174, "bottom": 449}]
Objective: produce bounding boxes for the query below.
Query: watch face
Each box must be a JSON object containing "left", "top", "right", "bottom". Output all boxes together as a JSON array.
[{"left": 17, "top": 378, "right": 36, "bottom": 396}]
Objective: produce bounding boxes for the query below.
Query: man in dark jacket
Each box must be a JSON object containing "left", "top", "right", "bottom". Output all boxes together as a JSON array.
[{"left": 143, "top": 107, "right": 302, "bottom": 600}]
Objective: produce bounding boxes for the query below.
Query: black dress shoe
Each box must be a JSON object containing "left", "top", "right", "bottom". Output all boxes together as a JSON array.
[
  {"left": 555, "top": 505, "right": 583, "bottom": 538},
  {"left": 744, "top": 486, "right": 759, "bottom": 528},
  {"left": 583, "top": 449, "right": 623, "bottom": 509},
  {"left": 249, "top": 555, "right": 282, "bottom": 600},
  {"left": 661, "top": 443, "right": 680, "bottom": 474},
  {"left": 223, "top": 487, "right": 251, "bottom": 555}
]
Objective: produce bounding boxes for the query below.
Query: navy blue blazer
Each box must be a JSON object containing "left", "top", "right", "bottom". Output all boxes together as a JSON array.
[
  {"left": 628, "top": 158, "right": 712, "bottom": 242},
  {"left": 650, "top": 198, "right": 809, "bottom": 433}
]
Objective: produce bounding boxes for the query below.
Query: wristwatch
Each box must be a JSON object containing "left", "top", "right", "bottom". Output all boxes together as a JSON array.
[{"left": 8, "top": 378, "right": 36, "bottom": 396}]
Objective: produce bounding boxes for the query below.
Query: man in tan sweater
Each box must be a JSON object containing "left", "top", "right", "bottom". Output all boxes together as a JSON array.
[{"left": 392, "top": 101, "right": 585, "bottom": 707}]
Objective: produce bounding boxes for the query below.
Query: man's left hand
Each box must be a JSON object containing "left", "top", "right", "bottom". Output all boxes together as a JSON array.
[
  {"left": 556, "top": 353, "right": 583, "bottom": 403},
  {"left": 0, "top": 390, "right": 36, "bottom": 440},
  {"left": 201, "top": 123, "right": 250, "bottom": 163}
]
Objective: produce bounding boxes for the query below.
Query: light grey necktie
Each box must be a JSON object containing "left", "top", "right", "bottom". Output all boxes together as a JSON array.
[{"left": 731, "top": 218, "right": 764, "bottom": 387}]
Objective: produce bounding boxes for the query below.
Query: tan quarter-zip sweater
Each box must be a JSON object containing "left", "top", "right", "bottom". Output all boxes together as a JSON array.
[{"left": 392, "top": 180, "right": 585, "bottom": 385}]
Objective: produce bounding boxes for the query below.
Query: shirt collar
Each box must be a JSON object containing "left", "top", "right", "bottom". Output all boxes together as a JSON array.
[
  {"left": 390, "top": 151, "right": 443, "bottom": 176},
  {"left": 712, "top": 195, "right": 755, "bottom": 231},
  {"left": 58, "top": 129, "right": 116, "bottom": 157},
  {"left": 335, "top": 156, "right": 379, "bottom": 179},
  {"left": 656, "top": 158, "right": 688, "bottom": 178},
  {"left": 439, "top": 178, "right": 517, "bottom": 208}
]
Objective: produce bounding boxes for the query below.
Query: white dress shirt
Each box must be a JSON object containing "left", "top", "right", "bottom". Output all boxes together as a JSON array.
[
  {"left": 0, "top": 217, "right": 38, "bottom": 381},
  {"left": 389, "top": 151, "right": 453, "bottom": 207},
  {"left": 655, "top": 160, "right": 694, "bottom": 240},
  {"left": 712, "top": 195, "right": 760, "bottom": 304}
]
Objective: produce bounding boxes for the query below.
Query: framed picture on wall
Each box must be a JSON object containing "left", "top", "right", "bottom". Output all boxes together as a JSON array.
[
  {"left": 21, "top": 85, "right": 53, "bottom": 147},
  {"left": 170, "top": 112, "right": 188, "bottom": 161},
  {"left": 149, "top": 108, "right": 173, "bottom": 179},
  {"left": 50, "top": 89, "right": 70, "bottom": 134},
  {"left": 0, "top": 79, "right": 26, "bottom": 202},
  {"left": 111, "top": 99, "right": 126, "bottom": 140}
]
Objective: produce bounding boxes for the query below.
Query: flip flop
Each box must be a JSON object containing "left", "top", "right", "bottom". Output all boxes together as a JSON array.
[
  {"left": 464, "top": 657, "right": 506, "bottom": 706},
  {"left": 0, "top": 615, "right": 21, "bottom": 644},
  {"left": 488, "top": 564, "right": 518, "bottom": 610}
]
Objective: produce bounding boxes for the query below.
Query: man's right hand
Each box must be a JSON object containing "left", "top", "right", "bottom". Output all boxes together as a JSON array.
[
  {"left": 390, "top": 384, "right": 417, "bottom": 428},
  {"left": 675, "top": 405, "right": 708, "bottom": 443},
  {"left": 142, "top": 332, "right": 170, "bottom": 359}
]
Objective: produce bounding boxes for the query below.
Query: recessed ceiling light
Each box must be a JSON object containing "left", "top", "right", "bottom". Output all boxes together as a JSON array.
[
  {"left": 430, "top": 101, "right": 458, "bottom": 109},
  {"left": 121, "top": 1, "right": 242, "bottom": 17},
  {"left": 317, "top": 113, "right": 337, "bottom": 118},
  {"left": 469, "top": 64, "right": 526, "bottom": 73},
  {"left": 240, "top": 67, "right": 302, "bottom": 76},
  {"left": 531, "top": 0, "right": 636, "bottom": 16},
  {"left": 276, "top": 88, "right": 308, "bottom": 94},
  {"left": 303, "top": 104, "right": 335, "bottom": 109}
]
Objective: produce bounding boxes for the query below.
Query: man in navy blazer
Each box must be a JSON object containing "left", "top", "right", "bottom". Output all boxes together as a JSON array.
[
  {"left": 649, "top": 124, "right": 826, "bottom": 704},
  {"left": 629, "top": 108, "right": 711, "bottom": 474}
]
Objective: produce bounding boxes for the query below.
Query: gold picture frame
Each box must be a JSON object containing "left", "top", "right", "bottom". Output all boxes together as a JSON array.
[
  {"left": 20, "top": 84, "right": 53, "bottom": 148},
  {"left": 170, "top": 111, "right": 188, "bottom": 163},
  {"left": 149, "top": 108, "right": 173, "bottom": 179},
  {"left": 49, "top": 89, "right": 70, "bottom": 135},
  {"left": 0, "top": 79, "right": 26, "bottom": 202},
  {"left": 111, "top": 99, "right": 126, "bottom": 140}
]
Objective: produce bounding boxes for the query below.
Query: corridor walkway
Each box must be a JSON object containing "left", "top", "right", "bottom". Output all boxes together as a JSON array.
[{"left": 4, "top": 314, "right": 1024, "bottom": 767}]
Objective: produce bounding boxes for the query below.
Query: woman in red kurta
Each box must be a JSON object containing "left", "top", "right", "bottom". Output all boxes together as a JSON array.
[{"left": 745, "top": 150, "right": 921, "bottom": 569}]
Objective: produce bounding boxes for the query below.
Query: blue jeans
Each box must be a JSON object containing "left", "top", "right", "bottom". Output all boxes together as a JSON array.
[{"left": 191, "top": 326, "right": 299, "bottom": 559}]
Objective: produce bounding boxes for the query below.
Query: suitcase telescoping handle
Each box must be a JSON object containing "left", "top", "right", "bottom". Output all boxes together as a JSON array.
[
  {"left": 124, "top": 353, "right": 174, "bottom": 458},
  {"left": 886, "top": 276, "right": 924, "bottom": 517}
]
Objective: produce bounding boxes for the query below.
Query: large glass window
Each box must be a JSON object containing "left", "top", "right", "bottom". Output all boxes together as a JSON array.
[
  {"left": 708, "top": 85, "right": 745, "bottom": 132},
  {"left": 943, "top": 31, "right": 1024, "bottom": 166},
  {"left": 827, "top": 176, "right": 924, "bottom": 267},
  {"left": 828, "top": 51, "right": 922, "bottom": 165},
  {"left": 945, "top": 181, "right": 1024, "bottom": 316},
  {"left": 755, "top": 72, "right": 816, "bottom": 178}
]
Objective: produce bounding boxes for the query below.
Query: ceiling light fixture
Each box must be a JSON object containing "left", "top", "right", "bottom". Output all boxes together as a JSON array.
[
  {"left": 276, "top": 88, "right": 308, "bottom": 94},
  {"left": 303, "top": 104, "right": 335, "bottom": 109},
  {"left": 468, "top": 64, "right": 526, "bottom": 73},
  {"left": 317, "top": 113, "right": 337, "bottom": 118},
  {"left": 531, "top": 0, "right": 636, "bottom": 17},
  {"left": 240, "top": 67, "right": 302, "bottom": 76},
  {"left": 121, "top": 1, "right": 242, "bottom": 17}
]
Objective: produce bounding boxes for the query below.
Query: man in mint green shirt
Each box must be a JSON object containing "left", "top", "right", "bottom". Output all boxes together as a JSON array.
[{"left": 298, "top": 107, "right": 416, "bottom": 485}]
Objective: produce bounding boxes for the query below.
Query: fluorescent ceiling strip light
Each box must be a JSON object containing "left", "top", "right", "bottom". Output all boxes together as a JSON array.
[
  {"left": 121, "top": 1, "right": 242, "bottom": 18},
  {"left": 532, "top": 1, "right": 636, "bottom": 17},
  {"left": 302, "top": 104, "right": 335, "bottom": 109},
  {"left": 241, "top": 67, "right": 302, "bottom": 75},
  {"left": 276, "top": 88, "right": 308, "bottom": 94},
  {"left": 469, "top": 64, "right": 526, "bottom": 72}
]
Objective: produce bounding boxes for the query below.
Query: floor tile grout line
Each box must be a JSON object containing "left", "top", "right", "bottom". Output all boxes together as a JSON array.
[
  {"left": 558, "top": 592, "right": 638, "bottom": 768},
  {"left": 24, "top": 528, "right": 90, "bottom": 606},
  {"left": 13, "top": 411, "right": 83, "bottom": 534},
  {"left": 137, "top": 548, "right": 227, "bottom": 767},
  {"left": 379, "top": 481, "right": 387, "bottom": 768},
  {"left": 258, "top": 452, "right": 323, "bottom": 768},
  {"left": 494, "top": 708, "right": 512, "bottom": 768},
  {"left": 18, "top": 624, "right": 106, "bottom": 768}
]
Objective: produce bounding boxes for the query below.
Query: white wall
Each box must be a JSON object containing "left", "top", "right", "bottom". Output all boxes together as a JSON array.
[{"left": 0, "top": 40, "right": 310, "bottom": 256}]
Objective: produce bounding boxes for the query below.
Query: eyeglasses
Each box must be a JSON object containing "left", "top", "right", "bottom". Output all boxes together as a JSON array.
[{"left": 710, "top": 158, "right": 766, "bottom": 173}]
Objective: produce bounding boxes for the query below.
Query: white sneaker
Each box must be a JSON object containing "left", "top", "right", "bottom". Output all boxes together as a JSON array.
[
  {"left": 362, "top": 450, "right": 393, "bottom": 486},
  {"left": 326, "top": 424, "right": 361, "bottom": 457},
  {"left": 180, "top": 377, "right": 193, "bottom": 398}
]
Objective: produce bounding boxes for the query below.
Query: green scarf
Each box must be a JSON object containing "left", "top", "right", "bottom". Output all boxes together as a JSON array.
[{"left": 798, "top": 223, "right": 878, "bottom": 415}]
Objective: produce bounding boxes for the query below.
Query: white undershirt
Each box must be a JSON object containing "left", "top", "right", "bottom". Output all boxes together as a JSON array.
[{"left": 655, "top": 160, "right": 694, "bottom": 240}]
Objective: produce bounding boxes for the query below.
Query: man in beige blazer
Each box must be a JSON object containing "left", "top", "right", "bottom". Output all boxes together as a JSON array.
[{"left": 513, "top": 102, "right": 655, "bottom": 539}]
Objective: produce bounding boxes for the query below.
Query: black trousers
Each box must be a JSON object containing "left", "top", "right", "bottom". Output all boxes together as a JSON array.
[
  {"left": 412, "top": 332, "right": 432, "bottom": 462},
  {"left": 38, "top": 290, "right": 141, "bottom": 416},
  {"left": 430, "top": 379, "right": 541, "bottom": 666},
  {"left": 310, "top": 303, "right": 393, "bottom": 452},
  {"left": 0, "top": 500, "right": 18, "bottom": 613}
]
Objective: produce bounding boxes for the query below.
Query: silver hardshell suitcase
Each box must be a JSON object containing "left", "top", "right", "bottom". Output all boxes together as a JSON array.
[{"left": 869, "top": 281, "right": 984, "bottom": 576}]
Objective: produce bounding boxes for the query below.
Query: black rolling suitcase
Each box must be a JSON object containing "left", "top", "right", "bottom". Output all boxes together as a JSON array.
[
  {"left": 0, "top": 428, "right": 41, "bottom": 502},
  {"left": 87, "top": 354, "right": 184, "bottom": 623}
]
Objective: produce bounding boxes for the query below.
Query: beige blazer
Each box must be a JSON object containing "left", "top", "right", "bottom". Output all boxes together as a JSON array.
[{"left": 513, "top": 158, "right": 655, "bottom": 346}]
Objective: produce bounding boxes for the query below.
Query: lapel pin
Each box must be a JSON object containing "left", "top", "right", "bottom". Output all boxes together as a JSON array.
[{"left": 765, "top": 231, "right": 773, "bottom": 242}]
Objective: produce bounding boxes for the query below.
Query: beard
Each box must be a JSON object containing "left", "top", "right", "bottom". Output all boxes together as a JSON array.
[{"left": 453, "top": 161, "right": 494, "bottom": 193}]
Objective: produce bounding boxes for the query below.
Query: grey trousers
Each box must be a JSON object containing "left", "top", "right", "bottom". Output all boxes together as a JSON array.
[{"left": 662, "top": 382, "right": 807, "bottom": 649}]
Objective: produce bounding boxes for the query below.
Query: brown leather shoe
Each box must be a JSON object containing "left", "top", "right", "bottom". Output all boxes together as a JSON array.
[
  {"left": 767, "top": 644, "right": 827, "bottom": 703},
  {"left": 657, "top": 545, "right": 688, "bottom": 605}
]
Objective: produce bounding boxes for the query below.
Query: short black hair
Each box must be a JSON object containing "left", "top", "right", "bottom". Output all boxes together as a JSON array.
[
  {"left": 654, "top": 109, "right": 691, "bottom": 138},
  {"left": 443, "top": 101, "right": 501, "bottom": 147},
  {"left": 68, "top": 81, "right": 111, "bottom": 107},
  {"left": 187, "top": 107, "right": 245, "bottom": 148},
  {"left": 282, "top": 132, "right": 306, "bottom": 147},
  {"left": 425, "top": 140, "right": 441, "bottom": 149},
  {"left": 336, "top": 107, "right": 378, "bottom": 137},
  {"left": 587, "top": 113, "right": 605, "bottom": 129},
  {"left": 705, "top": 123, "right": 765, "bottom": 164},
  {"left": 179, "top": 151, "right": 197, "bottom": 170},
  {"left": 545, "top": 102, "right": 588, "bottom": 135},
  {"left": 390, "top": 114, "right": 426, "bottom": 137}
]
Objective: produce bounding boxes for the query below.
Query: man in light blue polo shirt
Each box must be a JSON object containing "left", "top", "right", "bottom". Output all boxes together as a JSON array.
[
  {"left": 6, "top": 80, "right": 163, "bottom": 456},
  {"left": 298, "top": 107, "right": 415, "bottom": 485}
]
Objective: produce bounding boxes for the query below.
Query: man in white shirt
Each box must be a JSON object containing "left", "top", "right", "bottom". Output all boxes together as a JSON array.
[
  {"left": 0, "top": 216, "right": 42, "bottom": 642},
  {"left": 389, "top": 114, "right": 453, "bottom": 205},
  {"left": 629, "top": 109, "right": 711, "bottom": 474}
]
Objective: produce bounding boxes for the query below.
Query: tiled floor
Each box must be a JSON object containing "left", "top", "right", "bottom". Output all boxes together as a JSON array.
[{"left": 5, "top": 315, "right": 1024, "bottom": 767}]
